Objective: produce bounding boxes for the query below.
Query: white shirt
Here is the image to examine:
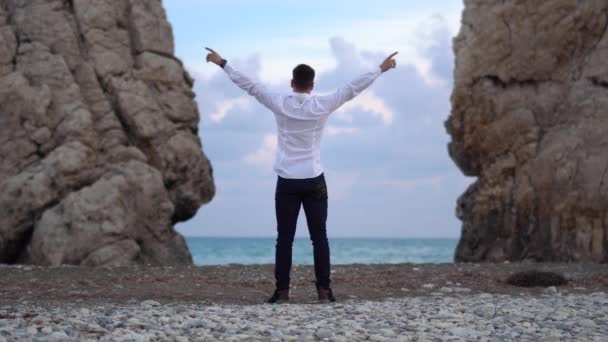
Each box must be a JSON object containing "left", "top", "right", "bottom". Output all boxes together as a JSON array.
[{"left": 223, "top": 63, "right": 382, "bottom": 179}]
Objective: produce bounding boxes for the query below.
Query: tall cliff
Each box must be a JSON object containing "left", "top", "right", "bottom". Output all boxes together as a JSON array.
[
  {"left": 0, "top": 0, "right": 215, "bottom": 266},
  {"left": 447, "top": 0, "right": 608, "bottom": 262}
]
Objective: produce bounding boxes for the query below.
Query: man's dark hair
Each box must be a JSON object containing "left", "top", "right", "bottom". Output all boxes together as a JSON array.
[{"left": 292, "top": 64, "right": 315, "bottom": 89}]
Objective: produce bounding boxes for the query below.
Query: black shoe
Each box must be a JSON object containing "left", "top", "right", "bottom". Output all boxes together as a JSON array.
[
  {"left": 267, "top": 288, "right": 289, "bottom": 304},
  {"left": 316, "top": 285, "right": 336, "bottom": 303}
]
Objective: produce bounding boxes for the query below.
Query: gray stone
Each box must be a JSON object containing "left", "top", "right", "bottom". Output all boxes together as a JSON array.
[
  {"left": 579, "top": 319, "right": 596, "bottom": 328},
  {"left": 369, "top": 335, "right": 387, "bottom": 342},
  {"left": 447, "top": 0, "right": 608, "bottom": 262},
  {"left": 449, "top": 327, "right": 469, "bottom": 337},
  {"left": 141, "top": 300, "right": 161, "bottom": 307},
  {"left": 48, "top": 331, "right": 69, "bottom": 342},
  {"left": 544, "top": 286, "right": 558, "bottom": 294},
  {"left": 315, "top": 328, "right": 333, "bottom": 339},
  {"left": 0, "top": 0, "right": 215, "bottom": 266}
]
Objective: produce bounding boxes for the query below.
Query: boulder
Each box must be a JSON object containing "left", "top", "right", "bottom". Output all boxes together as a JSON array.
[
  {"left": 0, "top": 0, "right": 214, "bottom": 266},
  {"left": 447, "top": 0, "right": 608, "bottom": 262}
]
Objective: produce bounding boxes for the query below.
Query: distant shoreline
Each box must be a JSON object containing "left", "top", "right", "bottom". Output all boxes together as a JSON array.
[
  {"left": 184, "top": 236, "right": 460, "bottom": 240},
  {"left": 185, "top": 236, "right": 458, "bottom": 265}
]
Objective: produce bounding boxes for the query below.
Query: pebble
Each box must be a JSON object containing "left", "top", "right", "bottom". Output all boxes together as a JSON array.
[
  {"left": 379, "top": 328, "right": 395, "bottom": 336},
  {"left": 141, "top": 300, "right": 161, "bottom": 307},
  {"left": 48, "top": 331, "right": 69, "bottom": 341},
  {"left": 450, "top": 327, "right": 469, "bottom": 336},
  {"left": 544, "top": 286, "right": 558, "bottom": 294},
  {"left": 579, "top": 318, "right": 596, "bottom": 327},
  {"left": 315, "top": 328, "right": 333, "bottom": 339},
  {"left": 0, "top": 293, "right": 606, "bottom": 341}
]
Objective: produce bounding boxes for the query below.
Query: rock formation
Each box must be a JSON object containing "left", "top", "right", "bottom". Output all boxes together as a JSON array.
[
  {"left": 447, "top": 0, "right": 608, "bottom": 262},
  {"left": 0, "top": 0, "right": 215, "bottom": 266}
]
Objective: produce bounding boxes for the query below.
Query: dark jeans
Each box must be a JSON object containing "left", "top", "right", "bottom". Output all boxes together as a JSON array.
[{"left": 275, "top": 172, "right": 331, "bottom": 290}]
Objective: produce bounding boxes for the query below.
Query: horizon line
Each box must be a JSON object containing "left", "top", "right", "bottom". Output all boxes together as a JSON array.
[{"left": 184, "top": 235, "right": 460, "bottom": 239}]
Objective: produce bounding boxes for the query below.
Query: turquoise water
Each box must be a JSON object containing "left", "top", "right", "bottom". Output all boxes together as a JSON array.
[{"left": 185, "top": 237, "right": 458, "bottom": 265}]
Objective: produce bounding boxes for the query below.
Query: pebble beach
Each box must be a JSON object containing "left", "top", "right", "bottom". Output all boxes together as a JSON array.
[
  {"left": 2, "top": 291, "right": 607, "bottom": 341},
  {"left": 1, "top": 263, "right": 607, "bottom": 341}
]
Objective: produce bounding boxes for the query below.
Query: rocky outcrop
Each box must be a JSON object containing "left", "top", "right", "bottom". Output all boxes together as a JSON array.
[
  {"left": 0, "top": 0, "right": 214, "bottom": 266},
  {"left": 447, "top": 0, "right": 608, "bottom": 262}
]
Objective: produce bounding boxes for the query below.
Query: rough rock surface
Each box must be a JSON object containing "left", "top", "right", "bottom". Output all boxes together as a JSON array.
[
  {"left": 447, "top": 0, "right": 608, "bottom": 262},
  {"left": 0, "top": 0, "right": 214, "bottom": 266}
]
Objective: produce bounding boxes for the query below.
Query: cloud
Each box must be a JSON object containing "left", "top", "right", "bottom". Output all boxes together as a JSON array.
[
  {"left": 208, "top": 96, "right": 251, "bottom": 122},
  {"left": 176, "top": 13, "right": 471, "bottom": 238},
  {"left": 192, "top": 55, "right": 265, "bottom": 124},
  {"left": 326, "top": 125, "right": 359, "bottom": 137},
  {"left": 244, "top": 133, "right": 277, "bottom": 169},
  {"left": 420, "top": 15, "right": 455, "bottom": 83},
  {"left": 329, "top": 37, "right": 363, "bottom": 72},
  {"left": 196, "top": 18, "right": 458, "bottom": 177},
  {"left": 336, "top": 90, "right": 395, "bottom": 125}
]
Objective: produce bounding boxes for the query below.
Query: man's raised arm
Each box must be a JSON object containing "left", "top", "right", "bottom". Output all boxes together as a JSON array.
[
  {"left": 316, "top": 52, "right": 398, "bottom": 114},
  {"left": 205, "top": 47, "right": 276, "bottom": 110}
]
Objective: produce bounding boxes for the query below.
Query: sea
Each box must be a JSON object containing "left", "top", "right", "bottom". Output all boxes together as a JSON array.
[{"left": 185, "top": 237, "right": 458, "bottom": 265}]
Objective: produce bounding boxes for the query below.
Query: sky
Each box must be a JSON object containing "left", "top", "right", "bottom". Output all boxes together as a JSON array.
[{"left": 165, "top": 0, "right": 472, "bottom": 238}]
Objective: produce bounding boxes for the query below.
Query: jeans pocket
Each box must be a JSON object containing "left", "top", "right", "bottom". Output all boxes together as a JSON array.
[{"left": 315, "top": 180, "right": 328, "bottom": 200}]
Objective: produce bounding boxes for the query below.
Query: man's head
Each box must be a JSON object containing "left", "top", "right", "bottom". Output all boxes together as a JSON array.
[{"left": 291, "top": 64, "right": 315, "bottom": 93}]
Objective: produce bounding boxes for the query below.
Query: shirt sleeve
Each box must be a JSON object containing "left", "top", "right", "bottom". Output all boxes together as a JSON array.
[
  {"left": 223, "top": 63, "right": 277, "bottom": 111},
  {"left": 314, "top": 67, "right": 383, "bottom": 114}
]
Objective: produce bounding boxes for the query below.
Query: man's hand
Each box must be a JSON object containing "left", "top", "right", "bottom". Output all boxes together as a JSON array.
[
  {"left": 379, "top": 52, "right": 398, "bottom": 73},
  {"left": 205, "top": 47, "right": 224, "bottom": 66}
]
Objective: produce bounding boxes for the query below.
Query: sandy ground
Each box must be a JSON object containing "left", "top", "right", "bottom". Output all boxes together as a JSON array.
[{"left": 0, "top": 263, "right": 606, "bottom": 307}]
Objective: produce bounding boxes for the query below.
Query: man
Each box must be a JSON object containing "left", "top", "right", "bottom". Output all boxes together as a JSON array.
[{"left": 205, "top": 47, "right": 398, "bottom": 303}]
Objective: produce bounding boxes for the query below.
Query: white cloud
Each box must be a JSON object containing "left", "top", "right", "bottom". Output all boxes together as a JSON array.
[
  {"left": 188, "top": 55, "right": 267, "bottom": 125},
  {"left": 176, "top": 11, "right": 463, "bottom": 87},
  {"left": 208, "top": 96, "right": 252, "bottom": 122},
  {"left": 336, "top": 90, "right": 395, "bottom": 125},
  {"left": 244, "top": 133, "right": 277, "bottom": 169},
  {"left": 333, "top": 110, "right": 354, "bottom": 123},
  {"left": 239, "top": 10, "right": 463, "bottom": 85},
  {"left": 326, "top": 125, "right": 359, "bottom": 137},
  {"left": 170, "top": 0, "right": 471, "bottom": 239}
]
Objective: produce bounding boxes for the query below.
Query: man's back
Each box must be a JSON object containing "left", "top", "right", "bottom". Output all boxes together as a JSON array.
[
  {"left": 223, "top": 63, "right": 382, "bottom": 179},
  {"left": 272, "top": 92, "right": 330, "bottom": 179}
]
